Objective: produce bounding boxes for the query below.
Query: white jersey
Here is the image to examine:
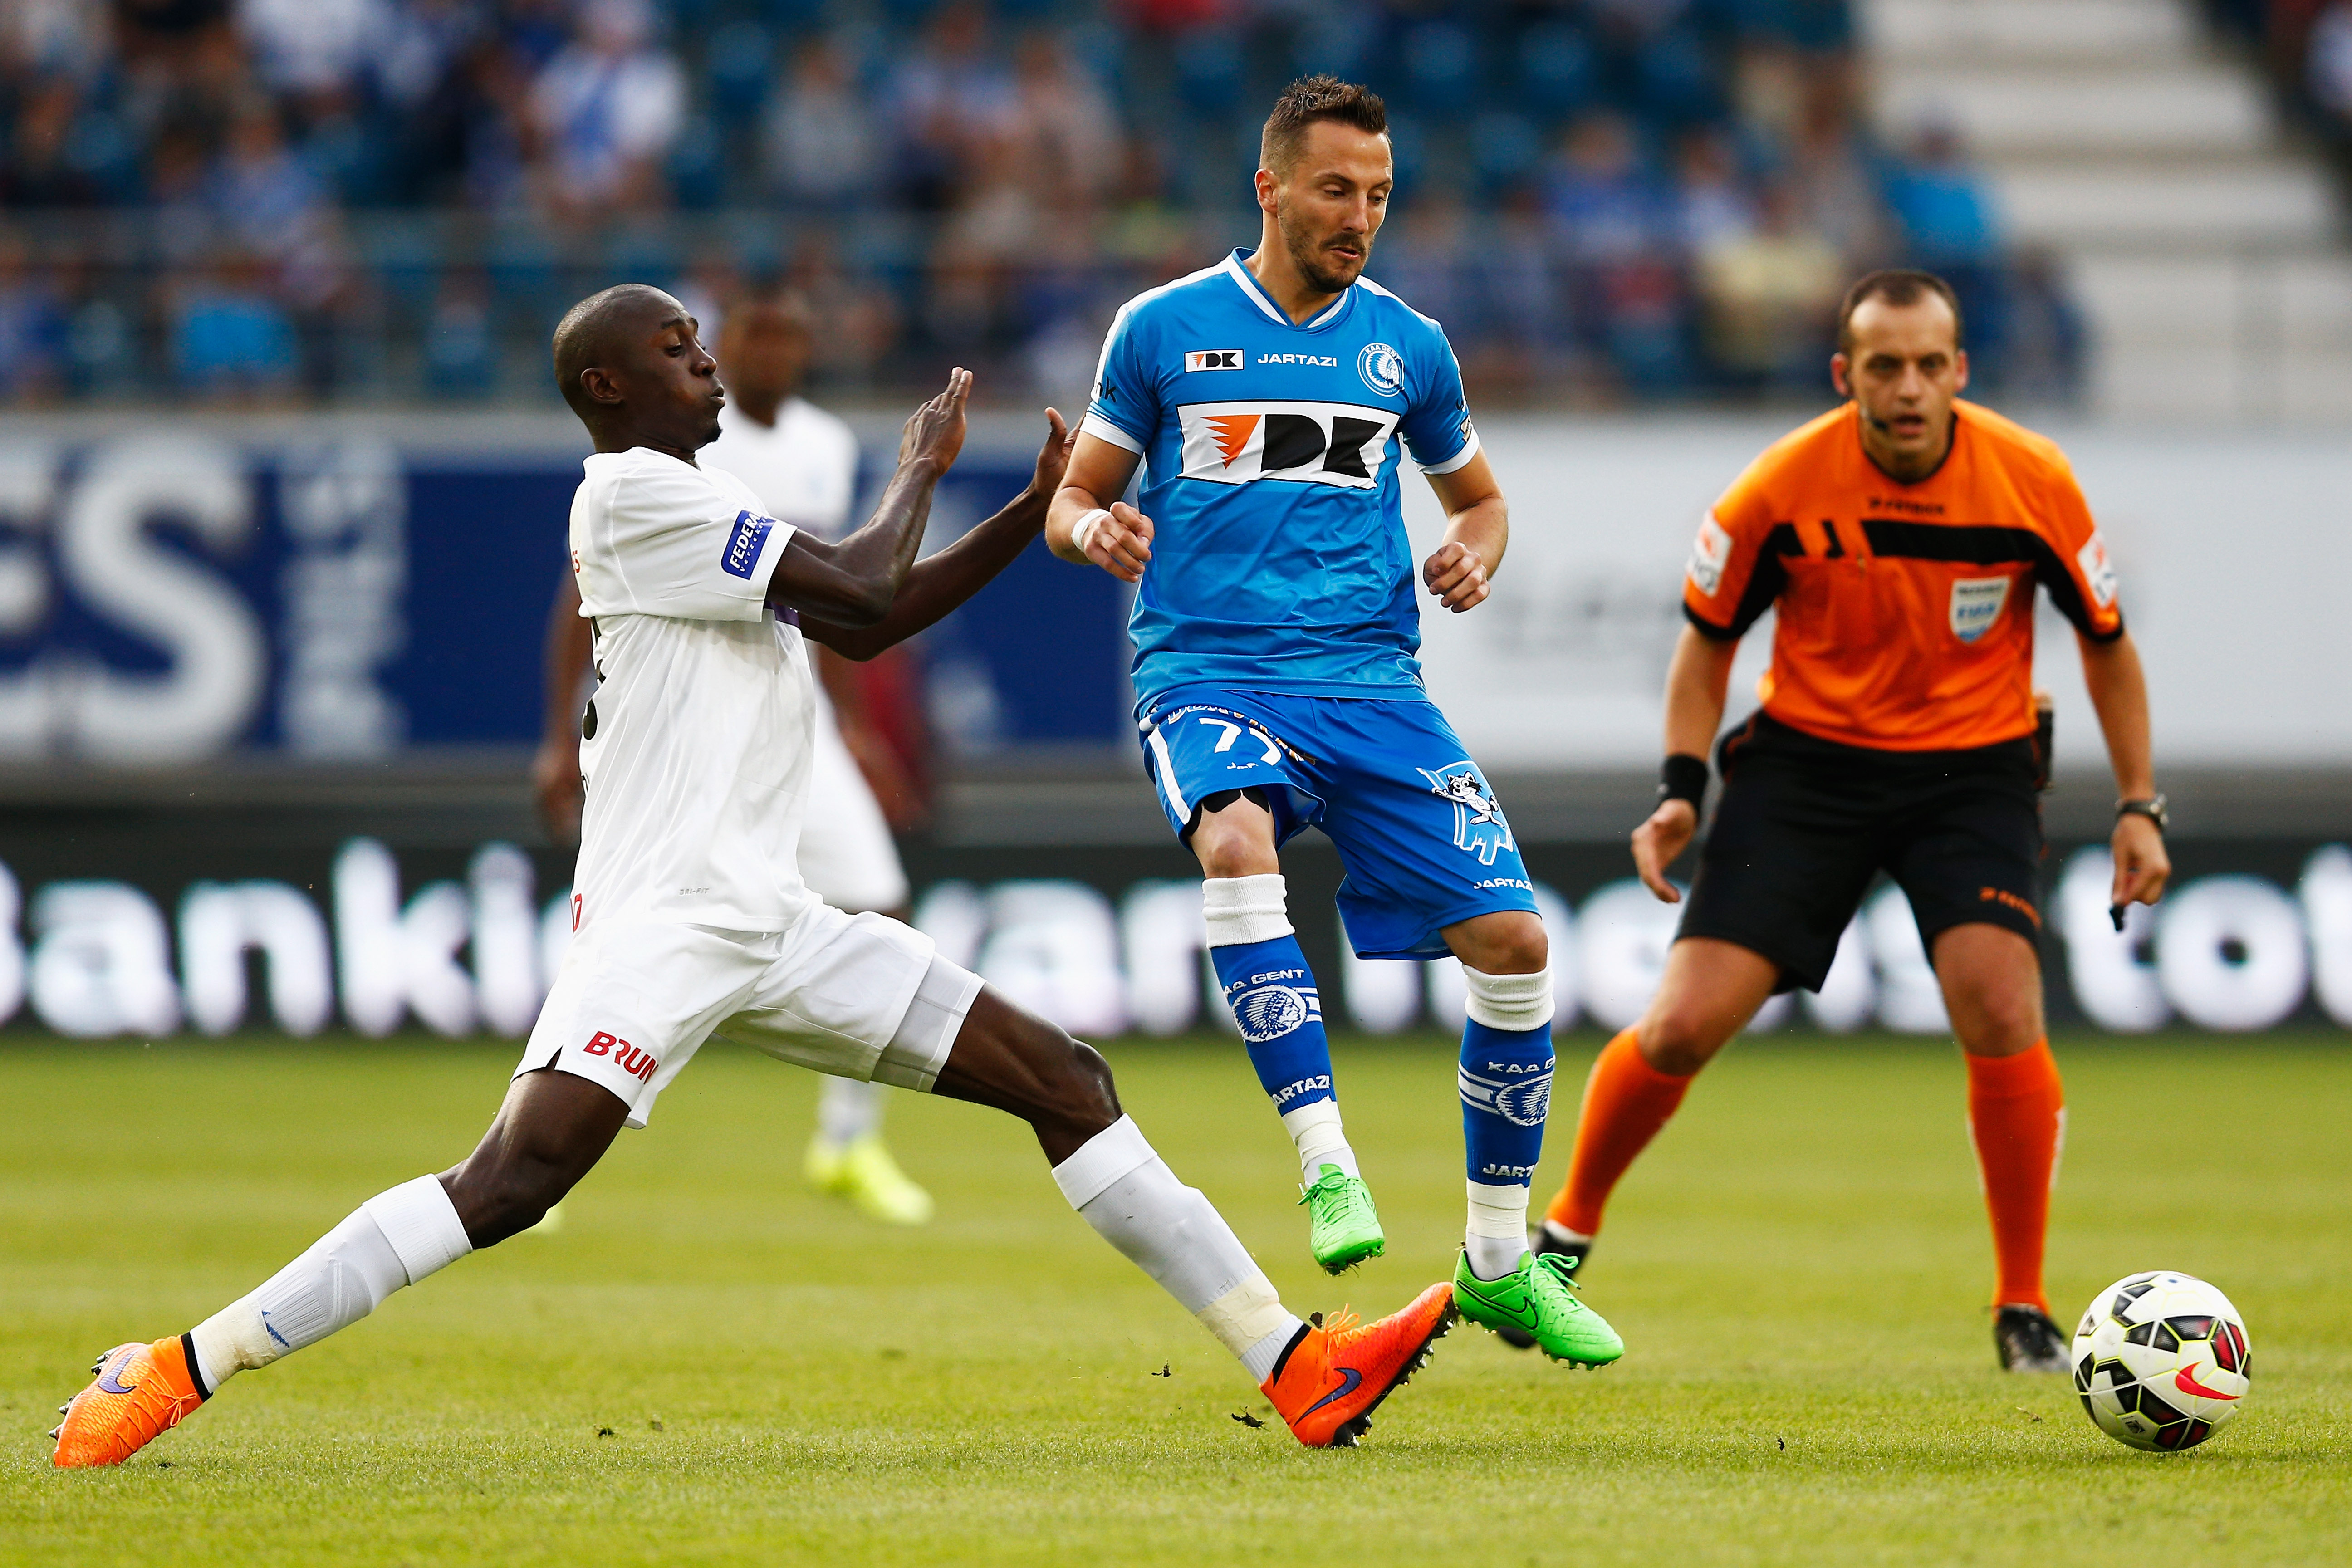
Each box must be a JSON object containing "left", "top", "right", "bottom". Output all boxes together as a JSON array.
[
  {"left": 568, "top": 446, "right": 813, "bottom": 933},
  {"left": 702, "top": 395, "right": 910, "bottom": 915},
  {"left": 704, "top": 397, "right": 858, "bottom": 540}
]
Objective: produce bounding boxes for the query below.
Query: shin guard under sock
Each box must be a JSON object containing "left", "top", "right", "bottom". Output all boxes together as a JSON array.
[
  {"left": 1545, "top": 1027, "right": 1693, "bottom": 1240},
  {"left": 1203, "top": 875, "right": 1354, "bottom": 1181},
  {"left": 1966, "top": 1039, "right": 2065, "bottom": 1314},
  {"left": 1052, "top": 1116, "right": 1305, "bottom": 1380},
  {"left": 188, "top": 1175, "right": 473, "bottom": 1395},
  {"left": 1457, "top": 968, "right": 1555, "bottom": 1281}
]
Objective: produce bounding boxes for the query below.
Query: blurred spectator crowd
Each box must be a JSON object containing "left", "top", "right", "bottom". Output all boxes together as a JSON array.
[
  {"left": 2213, "top": 1, "right": 2352, "bottom": 157},
  {"left": 0, "top": 0, "right": 2080, "bottom": 407}
]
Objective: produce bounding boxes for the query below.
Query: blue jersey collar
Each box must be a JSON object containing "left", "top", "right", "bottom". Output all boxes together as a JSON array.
[{"left": 1222, "top": 249, "right": 1355, "bottom": 333}]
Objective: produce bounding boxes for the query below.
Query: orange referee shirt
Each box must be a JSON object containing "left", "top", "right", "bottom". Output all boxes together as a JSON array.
[{"left": 1683, "top": 399, "right": 2123, "bottom": 753}]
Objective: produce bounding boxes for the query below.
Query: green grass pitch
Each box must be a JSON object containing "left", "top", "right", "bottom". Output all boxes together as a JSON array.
[{"left": 4, "top": 1031, "right": 2347, "bottom": 1566}]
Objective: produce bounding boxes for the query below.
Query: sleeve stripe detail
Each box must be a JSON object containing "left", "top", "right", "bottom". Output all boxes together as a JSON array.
[
  {"left": 1417, "top": 428, "right": 1481, "bottom": 476},
  {"left": 1683, "top": 603, "right": 1742, "bottom": 641},
  {"left": 1707, "top": 521, "right": 1800, "bottom": 638},
  {"left": 1855, "top": 519, "right": 2121, "bottom": 638},
  {"left": 1078, "top": 412, "right": 1144, "bottom": 454},
  {"left": 1857, "top": 519, "right": 2042, "bottom": 566}
]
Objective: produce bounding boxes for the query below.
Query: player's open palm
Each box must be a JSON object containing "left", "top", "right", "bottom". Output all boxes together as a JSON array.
[
  {"left": 1632, "top": 799, "right": 1698, "bottom": 902},
  {"left": 1029, "top": 408, "right": 1077, "bottom": 498},
  {"left": 1422, "top": 541, "right": 1490, "bottom": 612},
  {"left": 899, "top": 368, "right": 972, "bottom": 473}
]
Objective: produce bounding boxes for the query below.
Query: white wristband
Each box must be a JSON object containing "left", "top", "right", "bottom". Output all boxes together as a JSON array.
[{"left": 1071, "top": 507, "right": 1112, "bottom": 556}]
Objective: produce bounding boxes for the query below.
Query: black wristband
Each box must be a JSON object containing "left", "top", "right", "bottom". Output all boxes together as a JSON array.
[{"left": 1660, "top": 753, "right": 1709, "bottom": 813}]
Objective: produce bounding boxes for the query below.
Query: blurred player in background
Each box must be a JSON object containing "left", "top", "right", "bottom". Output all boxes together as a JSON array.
[
  {"left": 1527, "top": 271, "right": 2171, "bottom": 1371},
  {"left": 53, "top": 288, "right": 1458, "bottom": 1469},
  {"left": 535, "top": 287, "right": 934, "bottom": 1225},
  {"left": 1050, "top": 77, "right": 1619, "bottom": 1369}
]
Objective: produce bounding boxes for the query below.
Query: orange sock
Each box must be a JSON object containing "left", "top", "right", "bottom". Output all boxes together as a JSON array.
[
  {"left": 1544, "top": 1027, "right": 1695, "bottom": 1239},
  {"left": 1965, "top": 1039, "right": 2065, "bottom": 1315}
]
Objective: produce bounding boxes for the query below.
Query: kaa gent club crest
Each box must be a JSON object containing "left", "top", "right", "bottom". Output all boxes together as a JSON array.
[{"left": 1419, "top": 761, "right": 1514, "bottom": 866}]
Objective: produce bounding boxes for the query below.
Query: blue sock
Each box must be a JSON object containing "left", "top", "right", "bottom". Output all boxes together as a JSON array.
[
  {"left": 1211, "top": 934, "right": 1334, "bottom": 1115},
  {"left": 1458, "top": 1011, "right": 1554, "bottom": 1279}
]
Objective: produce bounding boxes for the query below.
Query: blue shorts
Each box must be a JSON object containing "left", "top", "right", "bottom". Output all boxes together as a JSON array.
[{"left": 1138, "top": 686, "right": 1537, "bottom": 960}]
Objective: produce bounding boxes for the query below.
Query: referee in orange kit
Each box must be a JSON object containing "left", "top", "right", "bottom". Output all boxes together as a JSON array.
[{"left": 1522, "top": 270, "right": 2170, "bottom": 1371}]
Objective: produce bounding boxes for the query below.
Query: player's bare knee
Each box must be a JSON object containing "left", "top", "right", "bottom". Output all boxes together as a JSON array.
[
  {"left": 1960, "top": 992, "right": 2043, "bottom": 1058},
  {"left": 1457, "top": 911, "right": 1547, "bottom": 975},
  {"left": 1639, "top": 1006, "right": 1729, "bottom": 1077},
  {"left": 1061, "top": 1039, "right": 1122, "bottom": 1130},
  {"left": 1186, "top": 789, "right": 1278, "bottom": 879},
  {"left": 441, "top": 1159, "right": 568, "bottom": 1248}
]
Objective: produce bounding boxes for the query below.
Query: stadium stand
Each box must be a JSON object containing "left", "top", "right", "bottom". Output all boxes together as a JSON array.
[
  {"left": 1867, "top": 0, "right": 2352, "bottom": 424},
  {"left": 1, "top": 0, "right": 2104, "bottom": 407}
]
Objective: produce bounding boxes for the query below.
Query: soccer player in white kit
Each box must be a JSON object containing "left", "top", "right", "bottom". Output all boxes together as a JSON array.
[
  {"left": 52, "top": 285, "right": 1455, "bottom": 1467},
  {"left": 535, "top": 287, "right": 932, "bottom": 1224}
]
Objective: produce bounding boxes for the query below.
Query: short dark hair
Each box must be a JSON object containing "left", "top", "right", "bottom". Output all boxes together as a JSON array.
[
  {"left": 1260, "top": 75, "right": 1388, "bottom": 178},
  {"left": 551, "top": 283, "right": 676, "bottom": 417},
  {"left": 1836, "top": 269, "right": 1964, "bottom": 355}
]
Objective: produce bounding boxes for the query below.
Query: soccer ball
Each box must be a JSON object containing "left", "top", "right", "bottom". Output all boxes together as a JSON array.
[{"left": 2071, "top": 1271, "right": 2252, "bottom": 1452}]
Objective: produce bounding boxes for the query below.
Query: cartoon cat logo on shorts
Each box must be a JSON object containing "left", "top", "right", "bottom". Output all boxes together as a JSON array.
[{"left": 1419, "top": 761, "right": 1515, "bottom": 866}]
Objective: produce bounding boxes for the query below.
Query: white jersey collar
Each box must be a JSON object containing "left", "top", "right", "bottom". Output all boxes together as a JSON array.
[{"left": 1222, "top": 249, "right": 1354, "bottom": 332}]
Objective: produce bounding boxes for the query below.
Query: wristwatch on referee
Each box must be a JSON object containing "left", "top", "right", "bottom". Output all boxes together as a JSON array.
[{"left": 2116, "top": 794, "right": 2168, "bottom": 834}]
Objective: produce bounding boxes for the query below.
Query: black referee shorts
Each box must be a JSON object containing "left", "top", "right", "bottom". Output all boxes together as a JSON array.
[{"left": 1676, "top": 712, "right": 2046, "bottom": 995}]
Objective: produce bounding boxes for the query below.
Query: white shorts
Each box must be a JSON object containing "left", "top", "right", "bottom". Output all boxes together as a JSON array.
[
  {"left": 516, "top": 902, "right": 982, "bottom": 1128},
  {"left": 800, "top": 687, "right": 910, "bottom": 915}
]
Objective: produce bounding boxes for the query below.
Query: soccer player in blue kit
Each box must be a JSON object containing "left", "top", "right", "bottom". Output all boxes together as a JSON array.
[{"left": 1049, "top": 77, "right": 1621, "bottom": 1366}]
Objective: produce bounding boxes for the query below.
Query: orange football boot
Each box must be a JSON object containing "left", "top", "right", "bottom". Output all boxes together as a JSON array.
[
  {"left": 1261, "top": 1281, "right": 1455, "bottom": 1448},
  {"left": 51, "top": 1335, "right": 207, "bottom": 1468}
]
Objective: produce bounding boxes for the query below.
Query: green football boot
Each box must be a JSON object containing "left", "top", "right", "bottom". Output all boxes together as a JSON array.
[
  {"left": 1453, "top": 1249, "right": 1624, "bottom": 1367},
  {"left": 1299, "top": 1164, "right": 1385, "bottom": 1274}
]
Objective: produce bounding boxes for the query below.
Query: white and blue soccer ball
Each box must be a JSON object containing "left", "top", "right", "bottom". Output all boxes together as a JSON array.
[{"left": 2072, "top": 1271, "right": 2252, "bottom": 1452}]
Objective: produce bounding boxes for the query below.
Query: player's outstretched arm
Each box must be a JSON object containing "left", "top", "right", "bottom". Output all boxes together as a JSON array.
[
  {"left": 800, "top": 406, "right": 1078, "bottom": 662},
  {"left": 1421, "top": 452, "right": 1507, "bottom": 613},
  {"left": 768, "top": 368, "right": 972, "bottom": 628},
  {"left": 2078, "top": 628, "right": 2171, "bottom": 908},
  {"left": 532, "top": 570, "right": 593, "bottom": 845},
  {"left": 1047, "top": 433, "right": 1153, "bottom": 582},
  {"left": 1633, "top": 624, "right": 1741, "bottom": 902}
]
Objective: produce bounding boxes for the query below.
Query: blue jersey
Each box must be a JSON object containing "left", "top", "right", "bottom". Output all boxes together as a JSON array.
[{"left": 1081, "top": 249, "right": 1480, "bottom": 712}]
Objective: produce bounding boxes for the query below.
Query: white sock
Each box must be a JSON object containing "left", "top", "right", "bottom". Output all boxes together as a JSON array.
[
  {"left": 817, "top": 1077, "right": 885, "bottom": 1147},
  {"left": 187, "top": 1175, "right": 473, "bottom": 1395},
  {"left": 1052, "top": 1116, "right": 1305, "bottom": 1383},
  {"left": 1279, "top": 1099, "right": 1359, "bottom": 1182},
  {"left": 1465, "top": 1179, "right": 1530, "bottom": 1282},
  {"left": 1200, "top": 873, "right": 1294, "bottom": 947}
]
